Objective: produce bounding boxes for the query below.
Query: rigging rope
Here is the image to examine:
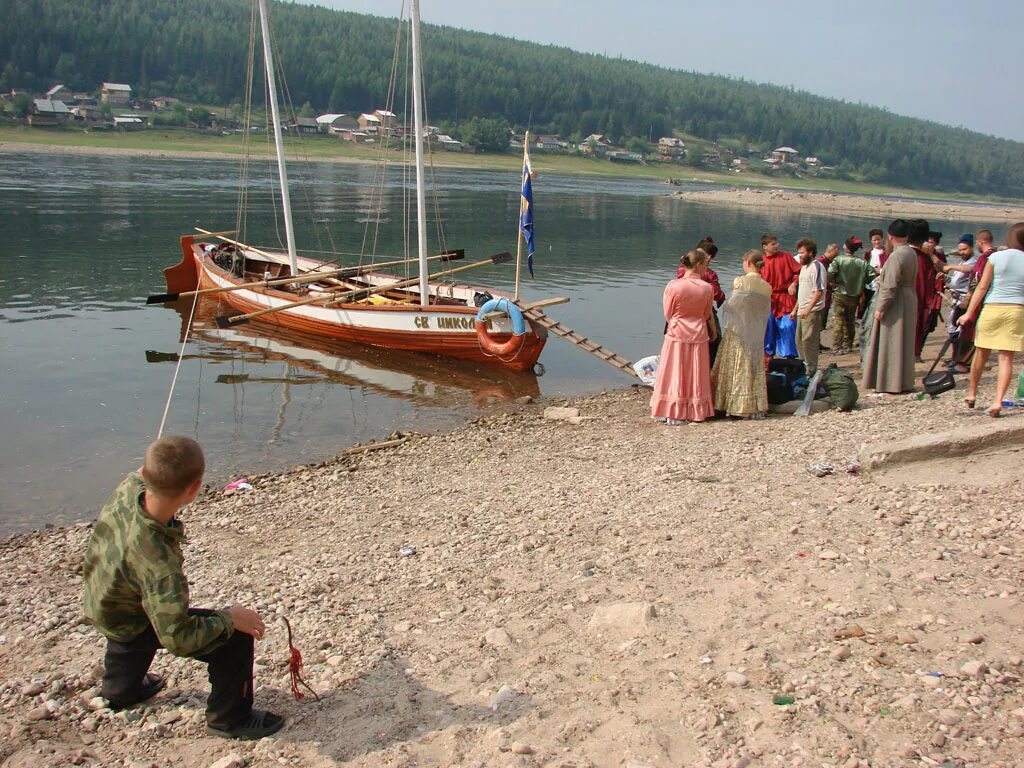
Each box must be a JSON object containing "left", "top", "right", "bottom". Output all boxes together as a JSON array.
[{"left": 155, "top": 279, "right": 202, "bottom": 440}]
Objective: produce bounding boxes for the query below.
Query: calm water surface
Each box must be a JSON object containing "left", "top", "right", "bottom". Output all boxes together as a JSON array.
[{"left": 0, "top": 151, "right": 1003, "bottom": 534}]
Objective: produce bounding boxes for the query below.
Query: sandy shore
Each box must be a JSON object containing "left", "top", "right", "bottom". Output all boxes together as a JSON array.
[
  {"left": 674, "top": 187, "right": 1024, "bottom": 223},
  {"left": 0, "top": 140, "right": 379, "bottom": 166},
  {"left": 1, "top": 336, "right": 1023, "bottom": 767}
]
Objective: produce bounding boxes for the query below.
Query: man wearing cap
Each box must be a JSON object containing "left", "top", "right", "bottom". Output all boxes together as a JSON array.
[
  {"left": 863, "top": 219, "right": 918, "bottom": 394},
  {"left": 827, "top": 236, "right": 875, "bottom": 355}
]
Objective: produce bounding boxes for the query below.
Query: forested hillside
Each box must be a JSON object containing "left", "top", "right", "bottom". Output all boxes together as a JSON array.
[{"left": 2, "top": 0, "right": 1022, "bottom": 197}]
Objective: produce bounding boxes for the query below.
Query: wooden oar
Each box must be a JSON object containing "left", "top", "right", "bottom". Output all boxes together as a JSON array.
[
  {"left": 146, "top": 249, "right": 465, "bottom": 304},
  {"left": 216, "top": 252, "right": 511, "bottom": 328}
]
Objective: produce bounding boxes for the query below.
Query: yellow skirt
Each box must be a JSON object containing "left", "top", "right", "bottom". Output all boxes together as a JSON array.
[{"left": 975, "top": 304, "right": 1024, "bottom": 352}]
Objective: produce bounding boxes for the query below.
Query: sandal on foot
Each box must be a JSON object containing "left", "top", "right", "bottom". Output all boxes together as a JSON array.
[
  {"left": 986, "top": 407, "right": 1002, "bottom": 418},
  {"left": 106, "top": 673, "right": 165, "bottom": 710},
  {"left": 964, "top": 397, "right": 976, "bottom": 409},
  {"left": 207, "top": 709, "right": 284, "bottom": 740}
]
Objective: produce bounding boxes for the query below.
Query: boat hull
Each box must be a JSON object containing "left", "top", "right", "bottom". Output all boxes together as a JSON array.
[{"left": 166, "top": 236, "right": 546, "bottom": 372}]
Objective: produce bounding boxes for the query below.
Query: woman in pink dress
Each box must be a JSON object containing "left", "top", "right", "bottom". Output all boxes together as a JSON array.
[{"left": 651, "top": 249, "right": 717, "bottom": 424}]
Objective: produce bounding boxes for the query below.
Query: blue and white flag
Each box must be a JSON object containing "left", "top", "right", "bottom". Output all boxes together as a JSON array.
[{"left": 519, "top": 147, "right": 536, "bottom": 277}]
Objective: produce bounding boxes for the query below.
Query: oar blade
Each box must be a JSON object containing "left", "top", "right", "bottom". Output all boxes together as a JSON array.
[
  {"left": 490, "top": 251, "right": 513, "bottom": 264},
  {"left": 215, "top": 314, "right": 247, "bottom": 329},
  {"left": 146, "top": 293, "right": 179, "bottom": 304},
  {"left": 440, "top": 249, "right": 465, "bottom": 261}
]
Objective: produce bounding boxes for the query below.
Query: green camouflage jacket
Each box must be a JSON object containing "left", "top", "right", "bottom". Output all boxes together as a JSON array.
[{"left": 82, "top": 472, "right": 233, "bottom": 657}]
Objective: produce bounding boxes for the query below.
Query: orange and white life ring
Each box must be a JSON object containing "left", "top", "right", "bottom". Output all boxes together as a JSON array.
[{"left": 474, "top": 297, "right": 526, "bottom": 358}]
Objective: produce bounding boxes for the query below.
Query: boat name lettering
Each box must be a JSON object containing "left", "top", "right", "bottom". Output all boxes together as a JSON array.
[
  {"left": 436, "top": 316, "right": 475, "bottom": 330},
  {"left": 414, "top": 316, "right": 430, "bottom": 329}
]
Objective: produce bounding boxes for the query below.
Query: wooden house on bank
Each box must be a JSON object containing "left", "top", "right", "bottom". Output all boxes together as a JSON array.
[
  {"left": 29, "top": 99, "right": 70, "bottom": 126},
  {"left": 101, "top": 82, "right": 132, "bottom": 105}
]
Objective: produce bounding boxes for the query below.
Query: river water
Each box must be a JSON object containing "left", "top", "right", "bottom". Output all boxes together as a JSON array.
[{"left": 0, "top": 151, "right": 1002, "bottom": 534}]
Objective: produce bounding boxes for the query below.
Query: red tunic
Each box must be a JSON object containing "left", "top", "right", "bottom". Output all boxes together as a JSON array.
[{"left": 759, "top": 251, "right": 800, "bottom": 317}]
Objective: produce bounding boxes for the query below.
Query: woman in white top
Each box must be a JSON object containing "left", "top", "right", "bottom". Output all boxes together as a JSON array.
[{"left": 957, "top": 222, "right": 1024, "bottom": 416}]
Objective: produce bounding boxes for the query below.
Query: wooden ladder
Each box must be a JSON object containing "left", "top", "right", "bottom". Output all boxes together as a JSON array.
[{"left": 520, "top": 306, "right": 639, "bottom": 379}]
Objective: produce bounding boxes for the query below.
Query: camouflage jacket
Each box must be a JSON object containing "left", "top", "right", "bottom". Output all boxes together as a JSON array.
[{"left": 82, "top": 472, "right": 234, "bottom": 657}]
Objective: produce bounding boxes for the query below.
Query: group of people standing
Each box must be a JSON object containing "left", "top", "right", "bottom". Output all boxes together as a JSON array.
[{"left": 650, "top": 220, "right": 1024, "bottom": 423}]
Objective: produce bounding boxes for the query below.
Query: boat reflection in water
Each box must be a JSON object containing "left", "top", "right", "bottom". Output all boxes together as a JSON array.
[{"left": 150, "top": 297, "right": 542, "bottom": 420}]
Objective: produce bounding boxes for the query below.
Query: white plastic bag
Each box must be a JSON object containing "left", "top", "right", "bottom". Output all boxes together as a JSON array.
[{"left": 633, "top": 355, "right": 659, "bottom": 387}]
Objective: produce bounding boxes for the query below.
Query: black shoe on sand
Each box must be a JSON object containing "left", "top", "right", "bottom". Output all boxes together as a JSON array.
[
  {"left": 107, "top": 673, "right": 166, "bottom": 710},
  {"left": 207, "top": 709, "right": 284, "bottom": 740}
]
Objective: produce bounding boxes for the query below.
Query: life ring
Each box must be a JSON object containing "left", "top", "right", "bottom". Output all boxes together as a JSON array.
[{"left": 474, "top": 297, "right": 526, "bottom": 358}]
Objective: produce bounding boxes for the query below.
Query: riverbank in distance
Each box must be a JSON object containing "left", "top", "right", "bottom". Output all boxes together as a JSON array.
[
  {"left": 675, "top": 187, "right": 1024, "bottom": 223},
  {"left": 3, "top": 124, "right": 1021, "bottom": 209}
]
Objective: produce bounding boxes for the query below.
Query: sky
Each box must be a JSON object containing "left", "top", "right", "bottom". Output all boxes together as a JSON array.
[{"left": 293, "top": 0, "right": 1024, "bottom": 143}]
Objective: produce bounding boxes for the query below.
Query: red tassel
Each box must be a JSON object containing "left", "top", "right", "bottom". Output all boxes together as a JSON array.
[
  {"left": 282, "top": 617, "right": 319, "bottom": 702},
  {"left": 288, "top": 645, "right": 304, "bottom": 700}
]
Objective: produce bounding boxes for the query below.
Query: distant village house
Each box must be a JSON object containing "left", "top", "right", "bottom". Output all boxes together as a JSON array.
[
  {"left": 113, "top": 114, "right": 147, "bottom": 130},
  {"left": 316, "top": 113, "right": 358, "bottom": 133},
  {"left": 101, "top": 82, "right": 132, "bottom": 105},
  {"left": 46, "top": 84, "right": 72, "bottom": 102},
  {"left": 152, "top": 96, "right": 181, "bottom": 111},
  {"left": 771, "top": 146, "right": 799, "bottom": 164},
  {"left": 357, "top": 112, "right": 381, "bottom": 133},
  {"left": 658, "top": 136, "right": 686, "bottom": 158},
  {"left": 534, "top": 135, "right": 567, "bottom": 152},
  {"left": 29, "top": 98, "right": 70, "bottom": 126},
  {"left": 436, "top": 134, "right": 462, "bottom": 152},
  {"left": 72, "top": 104, "right": 105, "bottom": 123},
  {"left": 581, "top": 134, "right": 611, "bottom": 157},
  {"left": 284, "top": 116, "right": 318, "bottom": 134}
]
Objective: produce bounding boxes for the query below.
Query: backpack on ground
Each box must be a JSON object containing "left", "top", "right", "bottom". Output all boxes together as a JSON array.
[
  {"left": 820, "top": 363, "right": 859, "bottom": 410},
  {"left": 767, "top": 372, "right": 794, "bottom": 404},
  {"left": 766, "top": 358, "right": 807, "bottom": 404}
]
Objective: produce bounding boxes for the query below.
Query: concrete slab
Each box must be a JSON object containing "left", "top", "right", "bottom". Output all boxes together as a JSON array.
[{"left": 861, "top": 415, "right": 1024, "bottom": 472}]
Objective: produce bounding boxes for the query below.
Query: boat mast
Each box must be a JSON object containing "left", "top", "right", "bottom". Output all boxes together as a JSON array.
[
  {"left": 409, "top": 0, "right": 429, "bottom": 307},
  {"left": 257, "top": 0, "right": 299, "bottom": 280}
]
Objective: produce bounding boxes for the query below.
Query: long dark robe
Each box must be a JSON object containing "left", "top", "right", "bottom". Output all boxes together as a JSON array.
[
  {"left": 862, "top": 244, "right": 918, "bottom": 393},
  {"left": 913, "top": 246, "right": 936, "bottom": 355}
]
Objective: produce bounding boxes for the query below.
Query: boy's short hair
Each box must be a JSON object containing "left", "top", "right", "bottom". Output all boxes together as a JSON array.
[
  {"left": 144, "top": 437, "right": 205, "bottom": 496},
  {"left": 869, "top": 228, "right": 884, "bottom": 239},
  {"left": 976, "top": 228, "right": 993, "bottom": 244},
  {"left": 761, "top": 233, "right": 778, "bottom": 247}
]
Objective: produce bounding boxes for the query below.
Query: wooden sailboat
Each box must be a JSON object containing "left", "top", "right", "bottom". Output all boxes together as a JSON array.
[{"left": 160, "top": 0, "right": 547, "bottom": 372}]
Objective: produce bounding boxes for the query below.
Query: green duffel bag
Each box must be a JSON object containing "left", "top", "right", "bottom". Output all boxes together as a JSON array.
[{"left": 821, "top": 363, "right": 859, "bottom": 411}]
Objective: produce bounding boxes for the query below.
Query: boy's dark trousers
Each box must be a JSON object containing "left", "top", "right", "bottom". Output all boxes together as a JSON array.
[{"left": 101, "top": 608, "right": 253, "bottom": 729}]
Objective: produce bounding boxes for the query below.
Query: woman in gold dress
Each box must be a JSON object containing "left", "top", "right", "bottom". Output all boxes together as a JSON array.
[{"left": 711, "top": 250, "right": 772, "bottom": 418}]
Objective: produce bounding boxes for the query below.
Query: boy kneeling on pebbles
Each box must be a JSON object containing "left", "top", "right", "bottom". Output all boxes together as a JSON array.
[{"left": 82, "top": 436, "right": 283, "bottom": 740}]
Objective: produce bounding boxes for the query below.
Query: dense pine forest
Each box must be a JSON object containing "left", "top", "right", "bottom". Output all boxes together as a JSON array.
[{"left": 2, "top": 0, "right": 1022, "bottom": 197}]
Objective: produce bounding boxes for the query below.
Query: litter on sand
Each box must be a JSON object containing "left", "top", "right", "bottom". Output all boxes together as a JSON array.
[
  {"left": 806, "top": 463, "right": 835, "bottom": 478},
  {"left": 223, "top": 478, "right": 253, "bottom": 492}
]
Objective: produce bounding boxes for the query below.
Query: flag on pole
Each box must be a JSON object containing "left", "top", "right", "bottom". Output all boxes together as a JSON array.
[{"left": 519, "top": 145, "right": 536, "bottom": 277}]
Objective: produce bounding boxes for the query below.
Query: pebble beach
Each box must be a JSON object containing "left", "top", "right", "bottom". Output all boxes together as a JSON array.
[{"left": 1, "top": 347, "right": 1022, "bottom": 768}]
